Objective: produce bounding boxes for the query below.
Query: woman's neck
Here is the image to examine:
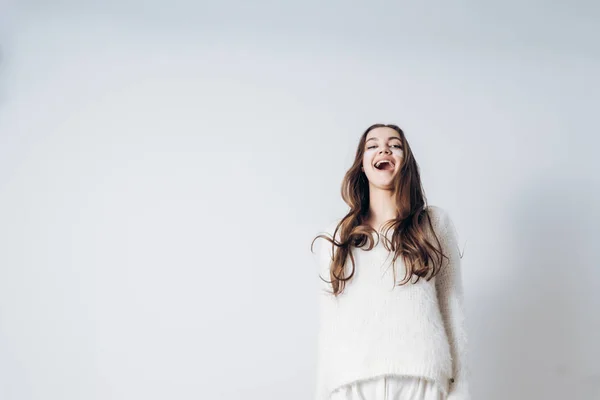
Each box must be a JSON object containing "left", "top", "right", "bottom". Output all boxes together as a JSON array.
[{"left": 366, "top": 188, "right": 397, "bottom": 231}]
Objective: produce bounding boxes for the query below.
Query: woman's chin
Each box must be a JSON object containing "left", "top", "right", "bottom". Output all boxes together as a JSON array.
[{"left": 371, "top": 179, "right": 396, "bottom": 190}]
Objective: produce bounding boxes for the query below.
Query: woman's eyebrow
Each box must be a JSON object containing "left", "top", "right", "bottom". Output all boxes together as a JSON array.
[{"left": 366, "top": 136, "right": 401, "bottom": 143}]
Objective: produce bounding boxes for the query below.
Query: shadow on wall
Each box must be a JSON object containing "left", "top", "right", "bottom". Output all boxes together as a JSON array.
[{"left": 478, "top": 173, "right": 600, "bottom": 400}]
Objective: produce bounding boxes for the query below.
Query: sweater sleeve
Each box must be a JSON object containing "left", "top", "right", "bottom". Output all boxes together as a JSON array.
[
  {"left": 434, "top": 210, "right": 471, "bottom": 400},
  {"left": 313, "top": 231, "right": 335, "bottom": 400},
  {"left": 314, "top": 306, "right": 329, "bottom": 400}
]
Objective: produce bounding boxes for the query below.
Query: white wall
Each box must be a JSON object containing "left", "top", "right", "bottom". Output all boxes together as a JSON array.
[{"left": 1, "top": 1, "right": 599, "bottom": 399}]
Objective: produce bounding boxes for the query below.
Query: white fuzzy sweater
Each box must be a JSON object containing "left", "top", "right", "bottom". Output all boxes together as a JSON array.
[{"left": 313, "top": 206, "right": 471, "bottom": 400}]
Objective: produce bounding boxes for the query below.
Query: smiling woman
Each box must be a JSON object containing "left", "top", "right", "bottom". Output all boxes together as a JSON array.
[{"left": 310, "top": 123, "right": 471, "bottom": 400}]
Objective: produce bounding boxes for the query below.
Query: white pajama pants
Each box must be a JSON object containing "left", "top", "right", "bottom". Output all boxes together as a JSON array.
[{"left": 329, "top": 375, "right": 445, "bottom": 400}]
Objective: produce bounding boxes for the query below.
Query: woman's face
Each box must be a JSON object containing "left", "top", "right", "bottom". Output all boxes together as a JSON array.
[{"left": 362, "top": 127, "right": 404, "bottom": 189}]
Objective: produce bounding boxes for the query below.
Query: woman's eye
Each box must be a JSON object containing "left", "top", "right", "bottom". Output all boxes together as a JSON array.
[{"left": 367, "top": 144, "right": 401, "bottom": 150}]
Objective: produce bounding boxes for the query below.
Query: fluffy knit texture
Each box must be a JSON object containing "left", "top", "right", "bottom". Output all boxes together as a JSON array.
[{"left": 313, "top": 206, "right": 471, "bottom": 400}]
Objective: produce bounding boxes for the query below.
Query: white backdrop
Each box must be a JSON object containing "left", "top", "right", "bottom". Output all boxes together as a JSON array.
[{"left": 1, "top": 1, "right": 599, "bottom": 399}]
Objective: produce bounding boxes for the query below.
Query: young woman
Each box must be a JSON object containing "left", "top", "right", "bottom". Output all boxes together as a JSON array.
[{"left": 311, "top": 124, "right": 471, "bottom": 400}]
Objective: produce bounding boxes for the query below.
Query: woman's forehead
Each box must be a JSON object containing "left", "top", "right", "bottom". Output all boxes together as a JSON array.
[{"left": 366, "top": 127, "right": 401, "bottom": 140}]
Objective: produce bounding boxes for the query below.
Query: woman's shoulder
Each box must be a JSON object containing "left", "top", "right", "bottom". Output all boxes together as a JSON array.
[
  {"left": 425, "top": 204, "right": 452, "bottom": 233},
  {"left": 312, "top": 218, "right": 343, "bottom": 275},
  {"left": 425, "top": 204, "right": 446, "bottom": 220},
  {"left": 317, "top": 217, "right": 343, "bottom": 241}
]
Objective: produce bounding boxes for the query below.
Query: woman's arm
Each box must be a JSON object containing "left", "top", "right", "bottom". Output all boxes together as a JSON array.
[{"left": 435, "top": 209, "right": 471, "bottom": 400}]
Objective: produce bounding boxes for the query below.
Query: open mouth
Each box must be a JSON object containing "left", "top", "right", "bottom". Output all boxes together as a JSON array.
[{"left": 374, "top": 160, "right": 395, "bottom": 171}]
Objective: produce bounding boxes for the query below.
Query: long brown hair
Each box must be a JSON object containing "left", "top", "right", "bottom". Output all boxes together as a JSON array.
[{"left": 311, "top": 123, "right": 448, "bottom": 297}]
